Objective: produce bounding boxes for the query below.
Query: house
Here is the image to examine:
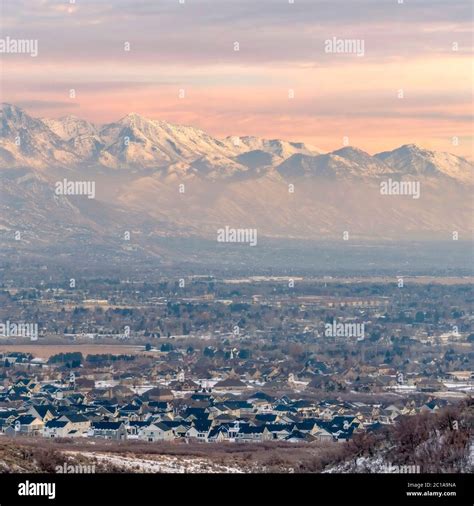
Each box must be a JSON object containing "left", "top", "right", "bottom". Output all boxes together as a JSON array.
[
  {"left": 0, "top": 410, "right": 18, "bottom": 432},
  {"left": 11, "top": 415, "right": 44, "bottom": 435},
  {"left": 164, "top": 421, "right": 191, "bottom": 438},
  {"left": 190, "top": 393, "right": 214, "bottom": 403},
  {"left": 333, "top": 426, "right": 357, "bottom": 442},
  {"left": 265, "top": 423, "right": 293, "bottom": 440},
  {"left": 416, "top": 378, "right": 444, "bottom": 392},
  {"left": 94, "top": 404, "right": 119, "bottom": 419},
  {"left": 307, "top": 376, "right": 344, "bottom": 392},
  {"left": 236, "top": 424, "right": 272, "bottom": 442},
  {"left": 145, "top": 401, "right": 172, "bottom": 414},
  {"left": 43, "top": 420, "right": 72, "bottom": 438},
  {"left": 221, "top": 401, "right": 254, "bottom": 417},
  {"left": 294, "top": 420, "right": 333, "bottom": 441},
  {"left": 207, "top": 405, "right": 228, "bottom": 419},
  {"left": 28, "top": 405, "right": 57, "bottom": 422},
  {"left": 118, "top": 403, "right": 142, "bottom": 421},
  {"left": 378, "top": 408, "right": 400, "bottom": 424},
  {"left": 330, "top": 415, "right": 361, "bottom": 429},
  {"left": 182, "top": 407, "right": 210, "bottom": 422},
  {"left": 104, "top": 384, "right": 135, "bottom": 401},
  {"left": 255, "top": 413, "right": 278, "bottom": 424},
  {"left": 292, "top": 399, "right": 315, "bottom": 416},
  {"left": 207, "top": 424, "right": 231, "bottom": 442},
  {"left": 127, "top": 421, "right": 150, "bottom": 438},
  {"left": 247, "top": 391, "right": 274, "bottom": 404},
  {"left": 66, "top": 393, "right": 85, "bottom": 405},
  {"left": 323, "top": 416, "right": 360, "bottom": 442},
  {"left": 306, "top": 422, "right": 334, "bottom": 442},
  {"left": 40, "top": 384, "right": 64, "bottom": 398},
  {"left": 420, "top": 400, "right": 447, "bottom": 413},
  {"left": 213, "top": 377, "right": 247, "bottom": 393},
  {"left": 285, "top": 430, "right": 316, "bottom": 443},
  {"left": 6, "top": 386, "right": 31, "bottom": 400},
  {"left": 91, "top": 421, "right": 127, "bottom": 440},
  {"left": 273, "top": 404, "right": 298, "bottom": 415},
  {"left": 169, "top": 378, "right": 199, "bottom": 392},
  {"left": 140, "top": 422, "right": 174, "bottom": 442},
  {"left": 142, "top": 387, "right": 174, "bottom": 402},
  {"left": 186, "top": 420, "right": 212, "bottom": 442},
  {"left": 57, "top": 414, "right": 90, "bottom": 434}
]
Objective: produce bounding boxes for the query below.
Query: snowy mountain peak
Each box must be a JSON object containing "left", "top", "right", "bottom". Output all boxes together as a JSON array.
[
  {"left": 42, "top": 115, "right": 98, "bottom": 141},
  {"left": 117, "top": 112, "right": 151, "bottom": 126},
  {"left": 223, "top": 135, "right": 323, "bottom": 159},
  {"left": 0, "top": 103, "right": 79, "bottom": 168},
  {"left": 376, "top": 145, "right": 472, "bottom": 183},
  {"left": 331, "top": 146, "right": 392, "bottom": 175},
  {"left": 1, "top": 102, "right": 24, "bottom": 118},
  {"left": 333, "top": 146, "right": 372, "bottom": 157},
  {"left": 398, "top": 143, "right": 422, "bottom": 151},
  {"left": 2, "top": 103, "right": 45, "bottom": 131}
]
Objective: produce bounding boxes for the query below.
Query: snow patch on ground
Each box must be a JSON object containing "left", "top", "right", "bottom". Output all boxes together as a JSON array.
[{"left": 66, "top": 451, "right": 246, "bottom": 473}]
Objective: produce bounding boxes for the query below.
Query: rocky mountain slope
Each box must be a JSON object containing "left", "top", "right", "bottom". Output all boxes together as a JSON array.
[{"left": 0, "top": 103, "right": 472, "bottom": 251}]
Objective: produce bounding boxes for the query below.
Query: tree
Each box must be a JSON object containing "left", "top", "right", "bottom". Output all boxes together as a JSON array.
[
  {"left": 238, "top": 349, "right": 250, "bottom": 359},
  {"left": 203, "top": 347, "right": 215, "bottom": 358},
  {"left": 415, "top": 311, "right": 425, "bottom": 323}
]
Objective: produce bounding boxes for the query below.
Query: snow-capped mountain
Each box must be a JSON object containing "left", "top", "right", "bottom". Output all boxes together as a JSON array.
[
  {"left": 1, "top": 105, "right": 330, "bottom": 177},
  {"left": 40, "top": 115, "right": 104, "bottom": 161},
  {"left": 42, "top": 115, "right": 98, "bottom": 141},
  {"left": 97, "top": 112, "right": 233, "bottom": 169},
  {"left": 276, "top": 147, "right": 394, "bottom": 179},
  {"left": 0, "top": 104, "right": 472, "bottom": 247},
  {"left": 375, "top": 144, "right": 473, "bottom": 184},
  {"left": 0, "top": 104, "right": 80, "bottom": 169},
  {"left": 1, "top": 104, "right": 471, "bottom": 185},
  {"left": 223, "top": 135, "right": 323, "bottom": 158},
  {"left": 332, "top": 147, "right": 393, "bottom": 175}
]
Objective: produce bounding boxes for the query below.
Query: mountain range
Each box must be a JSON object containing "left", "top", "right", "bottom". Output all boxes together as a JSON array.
[{"left": 0, "top": 103, "right": 472, "bottom": 258}]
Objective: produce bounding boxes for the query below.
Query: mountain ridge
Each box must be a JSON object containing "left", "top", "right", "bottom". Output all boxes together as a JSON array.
[
  {"left": 0, "top": 103, "right": 472, "bottom": 250},
  {"left": 1, "top": 104, "right": 471, "bottom": 184}
]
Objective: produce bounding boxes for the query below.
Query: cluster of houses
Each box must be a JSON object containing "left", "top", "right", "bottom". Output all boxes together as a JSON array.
[{"left": 0, "top": 373, "right": 449, "bottom": 445}]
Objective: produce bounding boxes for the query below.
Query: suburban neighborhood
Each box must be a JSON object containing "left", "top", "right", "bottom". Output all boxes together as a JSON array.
[{"left": 0, "top": 350, "right": 466, "bottom": 447}]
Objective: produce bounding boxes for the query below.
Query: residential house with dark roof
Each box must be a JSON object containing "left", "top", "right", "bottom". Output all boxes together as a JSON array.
[
  {"left": 140, "top": 422, "right": 174, "bottom": 442},
  {"left": 91, "top": 421, "right": 127, "bottom": 440},
  {"left": 57, "top": 413, "right": 90, "bottom": 434},
  {"left": 27, "top": 405, "right": 57, "bottom": 422},
  {"left": 213, "top": 377, "right": 247, "bottom": 392},
  {"left": 43, "top": 419, "right": 72, "bottom": 438},
  {"left": 186, "top": 419, "right": 213, "bottom": 442}
]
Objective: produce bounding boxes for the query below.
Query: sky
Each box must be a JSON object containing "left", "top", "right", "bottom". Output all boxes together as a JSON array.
[{"left": 1, "top": 0, "right": 473, "bottom": 157}]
